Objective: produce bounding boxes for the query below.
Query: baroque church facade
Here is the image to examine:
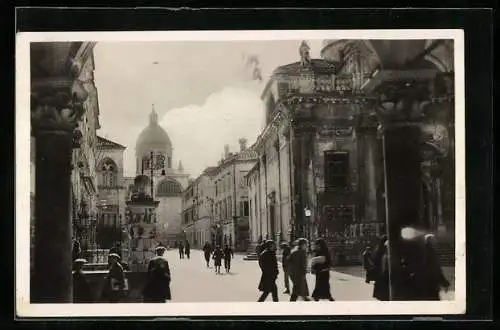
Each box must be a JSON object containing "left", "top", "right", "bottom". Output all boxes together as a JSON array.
[
  {"left": 248, "top": 40, "right": 455, "bottom": 265},
  {"left": 132, "top": 107, "right": 189, "bottom": 243}
]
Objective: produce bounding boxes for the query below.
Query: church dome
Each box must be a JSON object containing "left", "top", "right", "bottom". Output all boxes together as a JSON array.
[{"left": 135, "top": 107, "right": 172, "bottom": 152}]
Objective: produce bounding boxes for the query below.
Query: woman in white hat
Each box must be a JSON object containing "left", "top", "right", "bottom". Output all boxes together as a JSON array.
[{"left": 101, "top": 253, "right": 126, "bottom": 303}]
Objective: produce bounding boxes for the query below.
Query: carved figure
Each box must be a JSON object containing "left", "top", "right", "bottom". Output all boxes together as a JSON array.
[{"left": 299, "top": 41, "right": 311, "bottom": 66}]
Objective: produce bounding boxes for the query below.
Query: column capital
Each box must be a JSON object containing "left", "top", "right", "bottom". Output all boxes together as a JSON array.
[{"left": 31, "top": 76, "right": 89, "bottom": 134}]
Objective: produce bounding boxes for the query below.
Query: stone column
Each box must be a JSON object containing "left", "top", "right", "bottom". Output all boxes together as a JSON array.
[
  {"left": 31, "top": 99, "right": 85, "bottom": 303},
  {"left": 381, "top": 123, "right": 422, "bottom": 300},
  {"left": 365, "top": 130, "right": 379, "bottom": 223}
]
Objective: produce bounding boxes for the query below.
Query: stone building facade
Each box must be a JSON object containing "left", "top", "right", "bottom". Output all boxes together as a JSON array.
[
  {"left": 182, "top": 140, "right": 257, "bottom": 252},
  {"left": 95, "top": 136, "right": 128, "bottom": 249},
  {"left": 181, "top": 169, "right": 216, "bottom": 248},
  {"left": 30, "top": 42, "right": 101, "bottom": 302},
  {"left": 248, "top": 40, "right": 455, "bottom": 265},
  {"left": 69, "top": 44, "right": 101, "bottom": 252}
]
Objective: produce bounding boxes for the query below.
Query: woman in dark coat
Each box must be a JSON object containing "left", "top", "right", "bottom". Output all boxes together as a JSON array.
[
  {"left": 372, "top": 236, "right": 390, "bottom": 301},
  {"left": 212, "top": 245, "right": 224, "bottom": 274},
  {"left": 257, "top": 240, "right": 279, "bottom": 302},
  {"left": 311, "top": 238, "right": 335, "bottom": 301},
  {"left": 203, "top": 241, "right": 213, "bottom": 267}
]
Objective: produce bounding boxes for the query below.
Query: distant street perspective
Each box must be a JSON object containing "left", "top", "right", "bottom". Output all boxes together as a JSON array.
[{"left": 28, "top": 37, "right": 456, "bottom": 305}]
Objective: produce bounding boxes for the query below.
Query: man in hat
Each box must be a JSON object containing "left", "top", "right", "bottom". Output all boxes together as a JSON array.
[
  {"left": 289, "top": 238, "right": 311, "bottom": 301},
  {"left": 257, "top": 240, "right": 279, "bottom": 302},
  {"left": 73, "top": 258, "right": 92, "bottom": 303},
  {"left": 280, "top": 242, "right": 292, "bottom": 294},
  {"left": 143, "top": 245, "right": 172, "bottom": 303}
]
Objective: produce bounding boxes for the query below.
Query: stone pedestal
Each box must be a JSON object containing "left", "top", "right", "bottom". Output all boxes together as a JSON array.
[{"left": 31, "top": 131, "right": 74, "bottom": 303}]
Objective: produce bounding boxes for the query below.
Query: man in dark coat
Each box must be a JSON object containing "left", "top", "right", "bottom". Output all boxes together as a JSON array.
[
  {"left": 397, "top": 233, "right": 450, "bottom": 300},
  {"left": 362, "top": 246, "right": 376, "bottom": 283},
  {"left": 257, "top": 240, "right": 279, "bottom": 302},
  {"left": 184, "top": 241, "right": 191, "bottom": 259},
  {"left": 280, "top": 242, "right": 292, "bottom": 294},
  {"left": 73, "top": 258, "right": 92, "bottom": 303},
  {"left": 143, "top": 246, "right": 172, "bottom": 303},
  {"left": 178, "top": 241, "right": 184, "bottom": 259},
  {"left": 289, "top": 238, "right": 311, "bottom": 301},
  {"left": 202, "top": 241, "right": 213, "bottom": 267},
  {"left": 223, "top": 244, "right": 234, "bottom": 273},
  {"left": 373, "top": 237, "right": 390, "bottom": 301}
]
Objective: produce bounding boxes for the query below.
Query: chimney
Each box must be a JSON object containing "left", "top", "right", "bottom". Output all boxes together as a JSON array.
[
  {"left": 224, "top": 144, "right": 230, "bottom": 158},
  {"left": 239, "top": 138, "right": 248, "bottom": 151}
]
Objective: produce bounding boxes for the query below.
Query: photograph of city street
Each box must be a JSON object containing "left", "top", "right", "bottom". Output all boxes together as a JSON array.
[{"left": 23, "top": 34, "right": 459, "bottom": 308}]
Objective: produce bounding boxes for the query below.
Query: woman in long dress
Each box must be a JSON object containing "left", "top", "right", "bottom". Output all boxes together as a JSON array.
[{"left": 311, "top": 238, "right": 335, "bottom": 301}]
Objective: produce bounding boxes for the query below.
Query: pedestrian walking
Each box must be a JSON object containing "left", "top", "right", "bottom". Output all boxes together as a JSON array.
[
  {"left": 178, "top": 241, "right": 184, "bottom": 259},
  {"left": 372, "top": 236, "right": 389, "bottom": 301},
  {"left": 185, "top": 241, "right": 191, "bottom": 259},
  {"left": 280, "top": 242, "right": 292, "bottom": 294},
  {"left": 212, "top": 245, "right": 223, "bottom": 274},
  {"left": 419, "top": 234, "right": 451, "bottom": 300},
  {"left": 311, "top": 238, "right": 335, "bottom": 301},
  {"left": 223, "top": 244, "right": 234, "bottom": 273},
  {"left": 143, "top": 246, "right": 172, "bottom": 303},
  {"left": 397, "top": 233, "right": 451, "bottom": 300},
  {"left": 257, "top": 240, "right": 279, "bottom": 302},
  {"left": 202, "top": 241, "right": 213, "bottom": 267},
  {"left": 101, "top": 253, "right": 127, "bottom": 303},
  {"left": 73, "top": 258, "right": 93, "bottom": 303},
  {"left": 362, "top": 246, "right": 376, "bottom": 283},
  {"left": 289, "top": 238, "right": 311, "bottom": 301}
]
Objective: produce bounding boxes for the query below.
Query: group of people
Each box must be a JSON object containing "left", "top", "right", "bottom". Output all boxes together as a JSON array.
[
  {"left": 361, "top": 234, "right": 451, "bottom": 301},
  {"left": 177, "top": 240, "right": 191, "bottom": 259},
  {"left": 257, "top": 238, "right": 335, "bottom": 302},
  {"left": 203, "top": 241, "right": 234, "bottom": 274}
]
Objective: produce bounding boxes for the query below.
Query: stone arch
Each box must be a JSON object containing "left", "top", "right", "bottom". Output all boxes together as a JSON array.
[
  {"left": 361, "top": 39, "right": 450, "bottom": 72},
  {"left": 98, "top": 157, "right": 118, "bottom": 187},
  {"left": 156, "top": 178, "right": 183, "bottom": 197}
]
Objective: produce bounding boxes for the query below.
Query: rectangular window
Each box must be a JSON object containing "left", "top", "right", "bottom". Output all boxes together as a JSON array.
[
  {"left": 243, "top": 201, "right": 249, "bottom": 217},
  {"left": 324, "top": 151, "right": 350, "bottom": 190}
]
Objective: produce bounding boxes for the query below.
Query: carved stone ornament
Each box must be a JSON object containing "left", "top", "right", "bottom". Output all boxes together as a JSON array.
[
  {"left": 31, "top": 91, "right": 85, "bottom": 133},
  {"left": 72, "top": 129, "right": 83, "bottom": 148},
  {"left": 375, "top": 80, "right": 431, "bottom": 123}
]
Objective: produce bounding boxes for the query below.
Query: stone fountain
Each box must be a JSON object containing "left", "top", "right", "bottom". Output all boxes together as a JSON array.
[{"left": 124, "top": 175, "right": 160, "bottom": 272}]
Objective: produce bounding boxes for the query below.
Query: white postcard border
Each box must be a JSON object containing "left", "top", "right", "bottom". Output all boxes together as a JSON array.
[{"left": 16, "top": 29, "right": 466, "bottom": 317}]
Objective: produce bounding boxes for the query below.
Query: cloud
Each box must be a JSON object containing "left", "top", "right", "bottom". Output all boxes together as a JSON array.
[{"left": 156, "top": 84, "right": 264, "bottom": 177}]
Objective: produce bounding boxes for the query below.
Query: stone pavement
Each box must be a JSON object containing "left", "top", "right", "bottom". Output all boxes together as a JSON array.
[
  {"left": 163, "top": 249, "right": 454, "bottom": 302},
  {"left": 165, "top": 249, "right": 376, "bottom": 302}
]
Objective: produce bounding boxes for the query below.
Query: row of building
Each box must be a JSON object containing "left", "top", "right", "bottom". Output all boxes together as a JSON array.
[
  {"left": 181, "top": 40, "right": 455, "bottom": 261},
  {"left": 30, "top": 43, "right": 190, "bottom": 269}
]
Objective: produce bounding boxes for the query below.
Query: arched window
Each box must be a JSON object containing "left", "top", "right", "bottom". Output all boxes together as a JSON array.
[
  {"left": 99, "top": 158, "right": 118, "bottom": 188},
  {"left": 156, "top": 179, "right": 183, "bottom": 197}
]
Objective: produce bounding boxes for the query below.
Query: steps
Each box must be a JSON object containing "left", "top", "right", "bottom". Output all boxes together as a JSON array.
[
  {"left": 243, "top": 242, "right": 259, "bottom": 261},
  {"left": 243, "top": 252, "right": 259, "bottom": 261}
]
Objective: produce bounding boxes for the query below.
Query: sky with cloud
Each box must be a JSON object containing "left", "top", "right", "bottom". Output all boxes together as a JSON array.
[{"left": 93, "top": 39, "right": 323, "bottom": 178}]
